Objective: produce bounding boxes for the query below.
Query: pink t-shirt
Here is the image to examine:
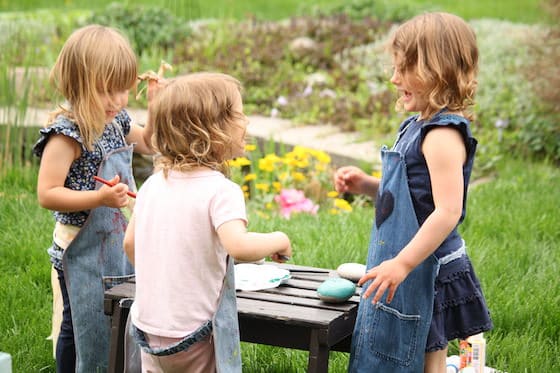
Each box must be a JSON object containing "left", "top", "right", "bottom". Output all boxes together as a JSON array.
[{"left": 130, "top": 169, "right": 247, "bottom": 338}]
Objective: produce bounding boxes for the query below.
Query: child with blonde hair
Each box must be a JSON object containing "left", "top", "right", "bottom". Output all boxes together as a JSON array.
[
  {"left": 33, "top": 24, "right": 156, "bottom": 372},
  {"left": 334, "top": 12, "right": 492, "bottom": 372},
  {"left": 123, "top": 72, "right": 292, "bottom": 372}
]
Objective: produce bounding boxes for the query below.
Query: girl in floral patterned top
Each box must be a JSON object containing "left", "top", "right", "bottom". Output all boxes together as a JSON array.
[{"left": 33, "top": 24, "right": 158, "bottom": 372}]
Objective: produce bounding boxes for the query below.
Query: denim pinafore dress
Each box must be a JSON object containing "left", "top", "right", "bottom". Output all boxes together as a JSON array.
[
  {"left": 62, "top": 131, "right": 136, "bottom": 372},
  {"left": 349, "top": 122, "right": 439, "bottom": 372}
]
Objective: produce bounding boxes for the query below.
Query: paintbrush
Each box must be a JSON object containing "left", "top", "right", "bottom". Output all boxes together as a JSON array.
[{"left": 93, "top": 176, "right": 137, "bottom": 199}]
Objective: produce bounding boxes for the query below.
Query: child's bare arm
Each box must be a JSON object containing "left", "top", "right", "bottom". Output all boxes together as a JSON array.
[
  {"left": 37, "top": 134, "right": 131, "bottom": 212},
  {"left": 217, "top": 219, "right": 292, "bottom": 263},
  {"left": 123, "top": 213, "right": 136, "bottom": 266},
  {"left": 334, "top": 165, "right": 379, "bottom": 199}
]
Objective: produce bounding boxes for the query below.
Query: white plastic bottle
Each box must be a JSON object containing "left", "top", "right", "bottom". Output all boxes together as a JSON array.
[
  {"left": 0, "top": 352, "right": 12, "bottom": 373},
  {"left": 467, "top": 333, "right": 486, "bottom": 373}
]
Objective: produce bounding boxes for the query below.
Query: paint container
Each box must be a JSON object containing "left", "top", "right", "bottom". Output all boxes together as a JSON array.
[
  {"left": 467, "top": 333, "right": 486, "bottom": 373},
  {"left": 446, "top": 355, "right": 460, "bottom": 373},
  {"left": 0, "top": 352, "right": 12, "bottom": 373}
]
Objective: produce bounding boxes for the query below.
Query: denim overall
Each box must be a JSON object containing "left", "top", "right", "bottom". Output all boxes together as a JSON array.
[
  {"left": 131, "top": 256, "right": 242, "bottom": 372},
  {"left": 62, "top": 139, "right": 136, "bottom": 372},
  {"left": 349, "top": 134, "right": 439, "bottom": 372}
]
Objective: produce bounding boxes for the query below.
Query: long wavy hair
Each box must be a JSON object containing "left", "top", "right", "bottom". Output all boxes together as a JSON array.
[
  {"left": 150, "top": 72, "right": 245, "bottom": 177},
  {"left": 389, "top": 12, "right": 479, "bottom": 121},
  {"left": 48, "top": 24, "right": 138, "bottom": 149}
]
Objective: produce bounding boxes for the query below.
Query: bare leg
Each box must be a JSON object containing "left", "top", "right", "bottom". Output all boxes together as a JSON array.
[{"left": 424, "top": 346, "right": 448, "bottom": 373}]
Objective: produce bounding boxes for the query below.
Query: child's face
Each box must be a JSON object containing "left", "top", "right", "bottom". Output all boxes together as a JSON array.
[
  {"left": 231, "top": 92, "right": 248, "bottom": 158},
  {"left": 98, "top": 89, "right": 130, "bottom": 123},
  {"left": 390, "top": 57, "right": 429, "bottom": 119}
]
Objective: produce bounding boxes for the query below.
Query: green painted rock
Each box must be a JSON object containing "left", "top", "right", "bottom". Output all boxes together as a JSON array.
[{"left": 317, "top": 277, "right": 356, "bottom": 303}]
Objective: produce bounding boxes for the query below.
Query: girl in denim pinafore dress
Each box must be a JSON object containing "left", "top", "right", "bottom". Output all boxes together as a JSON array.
[
  {"left": 334, "top": 13, "right": 492, "bottom": 372},
  {"left": 34, "top": 25, "right": 154, "bottom": 372}
]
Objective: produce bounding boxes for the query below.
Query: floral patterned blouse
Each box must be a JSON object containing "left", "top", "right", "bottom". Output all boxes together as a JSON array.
[{"left": 33, "top": 110, "right": 132, "bottom": 227}]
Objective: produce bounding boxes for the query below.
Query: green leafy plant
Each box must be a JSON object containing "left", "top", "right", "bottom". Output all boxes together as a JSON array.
[{"left": 86, "top": 2, "right": 191, "bottom": 56}]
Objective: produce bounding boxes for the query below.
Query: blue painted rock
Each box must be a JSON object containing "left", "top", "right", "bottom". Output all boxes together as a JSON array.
[{"left": 317, "top": 277, "right": 356, "bottom": 303}]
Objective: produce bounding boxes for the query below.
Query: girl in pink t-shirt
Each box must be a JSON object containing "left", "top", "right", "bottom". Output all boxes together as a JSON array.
[{"left": 123, "top": 72, "right": 292, "bottom": 372}]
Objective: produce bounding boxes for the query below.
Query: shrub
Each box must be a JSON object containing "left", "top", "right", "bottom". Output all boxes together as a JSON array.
[
  {"left": 519, "top": 0, "right": 560, "bottom": 163},
  {"left": 173, "top": 14, "right": 391, "bottom": 130},
  {"left": 85, "top": 2, "right": 191, "bottom": 56}
]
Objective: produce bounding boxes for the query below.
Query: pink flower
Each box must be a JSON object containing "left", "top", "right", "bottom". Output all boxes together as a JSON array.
[{"left": 274, "top": 189, "right": 319, "bottom": 219}]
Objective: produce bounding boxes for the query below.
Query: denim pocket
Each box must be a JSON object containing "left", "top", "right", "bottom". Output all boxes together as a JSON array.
[{"left": 370, "top": 302, "right": 420, "bottom": 366}]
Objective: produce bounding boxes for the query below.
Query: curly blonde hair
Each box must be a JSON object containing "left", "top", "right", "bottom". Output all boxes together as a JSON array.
[
  {"left": 49, "top": 24, "right": 138, "bottom": 149},
  {"left": 150, "top": 72, "right": 245, "bottom": 177},
  {"left": 389, "top": 12, "right": 478, "bottom": 121}
]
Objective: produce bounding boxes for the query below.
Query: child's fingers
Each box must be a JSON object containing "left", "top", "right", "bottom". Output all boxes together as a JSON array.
[
  {"left": 108, "top": 174, "right": 120, "bottom": 184},
  {"left": 371, "top": 283, "right": 389, "bottom": 304}
]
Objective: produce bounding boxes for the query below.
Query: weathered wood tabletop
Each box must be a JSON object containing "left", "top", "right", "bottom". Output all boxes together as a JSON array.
[{"left": 104, "top": 262, "right": 360, "bottom": 373}]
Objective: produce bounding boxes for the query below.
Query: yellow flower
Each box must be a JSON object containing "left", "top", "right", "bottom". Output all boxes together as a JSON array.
[
  {"left": 228, "top": 157, "right": 251, "bottom": 167},
  {"left": 241, "top": 185, "right": 249, "bottom": 192},
  {"left": 283, "top": 157, "right": 299, "bottom": 168},
  {"left": 258, "top": 154, "right": 282, "bottom": 172},
  {"left": 334, "top": 198, "right": 352, "bottom": 212},
  {"left": 313, "top": 150, "right": 331, "bottom": 164},
  {"left": 292, "top": 171, "right": 306, "bottom": 181},
  {"left": 272, "top": 182, "right": 282, "bottom": 192},
  {"left": 328, "top": 208, "right": 340, "bottom": 215},
  {"left": 244, "top": 173, "right": 257, "bottom": 182},
  {"left": 255, "top": 183, "right": 270, "bottom": 192},
  {"left": 245, "top": 144, "right": 257, "bottom": 152},
  {"left": 327, "top": 190, "right": 339, "bottom": 198},
  {"left": 296, "top": 159, "right": 309, "bottom": 168},
  {"left": 371, "top": 170, "right": 382, "bottom": 178}
]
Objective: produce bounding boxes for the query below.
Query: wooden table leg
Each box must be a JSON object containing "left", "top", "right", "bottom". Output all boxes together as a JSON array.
[
  {"left": 107, "top": 298, "right": 132, "bottom": 373},
  {"left": 307, "top": 329, "right": 330, "bottom": 373}
]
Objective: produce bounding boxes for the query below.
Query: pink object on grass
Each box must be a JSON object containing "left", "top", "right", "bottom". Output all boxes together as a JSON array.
[{"left": 274, "top": 189, "right": 319, "bottom": 219}]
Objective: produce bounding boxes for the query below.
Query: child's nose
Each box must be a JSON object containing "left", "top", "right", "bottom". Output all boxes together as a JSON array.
[{"left": 390, "top": 70, "right": 400, "bottom": 84}]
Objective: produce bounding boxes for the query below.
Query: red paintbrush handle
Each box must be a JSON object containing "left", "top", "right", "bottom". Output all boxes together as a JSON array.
[{"left": 93, "top": 176, "right": 137, "bottom": 198}]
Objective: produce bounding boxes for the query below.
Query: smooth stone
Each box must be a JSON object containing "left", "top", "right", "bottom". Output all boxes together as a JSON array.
[
  {"left": 317, "top": 277, "right": 356, "bottom": 303},
  {"left": 336, "top": 262, "right": 366, "bottom": 282}
]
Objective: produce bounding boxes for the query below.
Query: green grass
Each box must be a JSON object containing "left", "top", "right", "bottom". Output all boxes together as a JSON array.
[
  {"left": 1, "top": 157, "right": 559, "bottom": 372},
  {"left": 0, "top": 0, "right": 550, "bottom": 23}
]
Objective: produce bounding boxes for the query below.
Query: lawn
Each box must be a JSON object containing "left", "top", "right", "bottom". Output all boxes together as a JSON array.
[
  {"left": 1, "top": 158, "right": 559, "bottom": 372},
  {"left": 0, "top": 0, "right": 549, "bottom": 23}
]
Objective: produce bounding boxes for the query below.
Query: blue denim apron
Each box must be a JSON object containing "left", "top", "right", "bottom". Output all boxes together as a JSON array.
[
  {"left": 348, "top": 143, "right": 439, "bottom": 372},
  {"left": 131, "top": 256, "right": 242, "bottom": 373},
  {"left": 62, "top": 142, "right": 136, "bottom": 372}
]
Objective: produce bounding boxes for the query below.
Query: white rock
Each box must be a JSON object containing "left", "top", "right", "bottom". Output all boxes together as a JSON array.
[{"left": 336, "top": 263, "right": 366, "bottom": 282}]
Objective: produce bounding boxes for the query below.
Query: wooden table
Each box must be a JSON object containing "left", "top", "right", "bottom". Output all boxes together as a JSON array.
[{"left": 103, "top": 263, "right": 360, "bottom": 373}]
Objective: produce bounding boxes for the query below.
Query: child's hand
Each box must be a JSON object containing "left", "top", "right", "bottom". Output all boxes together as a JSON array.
[
  {"left": 137, "top": 60, "right": 172, "bottom": 101},
  {"left": 269, "top": 233, "right": 292, "bottom": 263},
  {"left": 358, "top": 257, "right": 412, "bottom": 304},
  {"left": 147, "top": 77, "right": 167, "bottom": 103},
  {"left": 98, "top": 175, "right": 130, "bottom": 208},
  {"left": 334, "top": 166, "right": 368, "bottom": 195}
]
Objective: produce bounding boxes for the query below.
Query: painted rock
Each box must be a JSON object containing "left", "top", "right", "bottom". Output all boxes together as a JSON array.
[
  {"left": 317, "top": 277, "right": 356, "bottom": 303},
  {"left": 336, "top": 262, "right": 366, "bottom": 282}
]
